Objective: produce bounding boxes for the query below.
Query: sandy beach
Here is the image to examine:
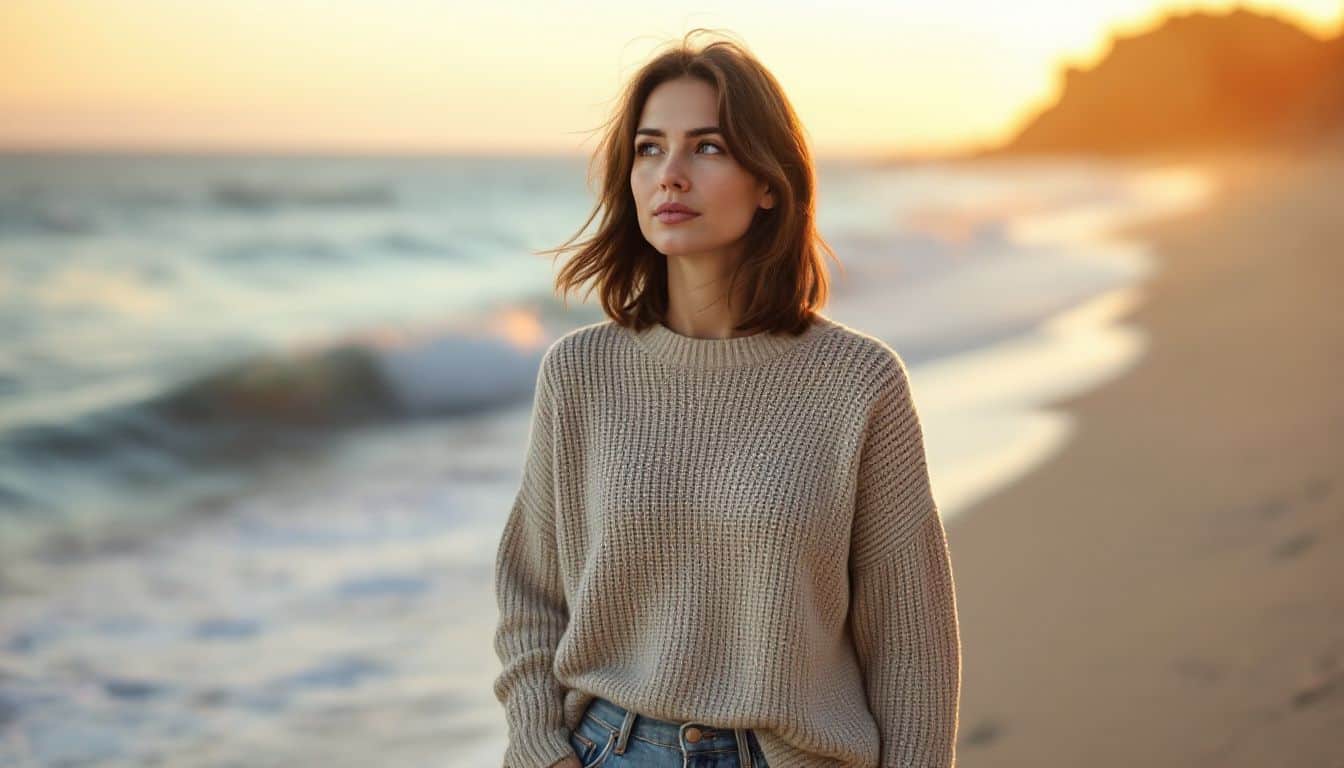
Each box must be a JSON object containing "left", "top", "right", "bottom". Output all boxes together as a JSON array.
[{"left": 946, "top": 146, "right": 1344, "bottom": 767}]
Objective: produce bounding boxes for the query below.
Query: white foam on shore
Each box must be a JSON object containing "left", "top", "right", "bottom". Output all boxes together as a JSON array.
[
  {"left": 890, "top": 160, "right": 1213, "bottom": 521},
  {"left": 913, "top": 282, "right": 1151, "bottom": 519}
]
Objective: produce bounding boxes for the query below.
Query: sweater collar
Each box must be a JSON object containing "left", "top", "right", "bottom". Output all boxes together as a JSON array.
[{"left": 628, "top": 313, "right": 837, "bottom": 371}]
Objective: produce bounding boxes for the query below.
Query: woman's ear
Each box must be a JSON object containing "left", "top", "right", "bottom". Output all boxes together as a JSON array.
[{"left": 760, "top": 186, "right": 775, "bottom": 210}]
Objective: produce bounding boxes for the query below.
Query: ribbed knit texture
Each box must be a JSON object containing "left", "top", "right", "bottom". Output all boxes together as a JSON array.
[{"left": 492, "top": 313, "right": 961, "bottom": 768}]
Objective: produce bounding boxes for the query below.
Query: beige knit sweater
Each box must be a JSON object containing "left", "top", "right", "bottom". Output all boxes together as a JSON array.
[{"left": 492, "top": 313, "right": 961, "bottom": 768}]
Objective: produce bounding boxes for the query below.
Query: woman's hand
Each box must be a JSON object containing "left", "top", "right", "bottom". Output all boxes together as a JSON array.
[{"left": 546, "top": 755, "right": 581, "bottom": 768}]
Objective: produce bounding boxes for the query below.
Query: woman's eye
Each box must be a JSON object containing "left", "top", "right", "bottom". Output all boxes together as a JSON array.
[{"left": 634, "top": 141, "right": 724, "bottom": 156}]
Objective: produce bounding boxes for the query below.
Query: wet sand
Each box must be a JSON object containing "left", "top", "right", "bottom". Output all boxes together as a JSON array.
[{"left": 945, "top": 147, "right": 1344, "bottom": 767}]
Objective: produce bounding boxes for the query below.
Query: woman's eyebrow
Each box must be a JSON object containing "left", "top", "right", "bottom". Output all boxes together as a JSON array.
[{"left": 634, "top": 126, "right": 722, "bottom": 138}]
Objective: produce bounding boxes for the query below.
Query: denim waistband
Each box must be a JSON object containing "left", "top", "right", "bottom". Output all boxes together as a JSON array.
[{"left": 582, "top": 694, "right": 758, "bottom": 761}]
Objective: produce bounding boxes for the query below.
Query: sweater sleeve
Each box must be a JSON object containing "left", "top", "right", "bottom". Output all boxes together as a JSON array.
[
  {"left": 847, "top": 356, "right": 962, "bottom": 768},
  {"left": 492, "top": 355, "right": 575, "bottom": 768}
]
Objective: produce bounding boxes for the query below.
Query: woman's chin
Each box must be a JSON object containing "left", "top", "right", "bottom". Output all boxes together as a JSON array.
[{"left": 650, "top": 239, "right": 730, "bottom": 260}]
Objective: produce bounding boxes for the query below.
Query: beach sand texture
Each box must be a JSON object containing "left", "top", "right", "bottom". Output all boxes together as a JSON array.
[{"left": 946, "top": 148, "right": 1344, "bottom": 767}]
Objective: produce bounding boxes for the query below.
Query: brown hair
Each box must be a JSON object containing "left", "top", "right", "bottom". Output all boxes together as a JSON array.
[{"left": 538, "top": 29, "right": 838, "bottom": 336}]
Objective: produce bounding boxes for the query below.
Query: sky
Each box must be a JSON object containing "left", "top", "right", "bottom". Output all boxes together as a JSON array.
[{"left": 2, "top": 0, "right": 1341, "bottom": 157}]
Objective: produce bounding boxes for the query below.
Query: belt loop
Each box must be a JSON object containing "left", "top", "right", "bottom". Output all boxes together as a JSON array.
[
  {"left": 735, "top": 728, "right": 753, "bottom": 768},
  {"left": 614, "top": 708, "right": 636, "bottom": 755}
]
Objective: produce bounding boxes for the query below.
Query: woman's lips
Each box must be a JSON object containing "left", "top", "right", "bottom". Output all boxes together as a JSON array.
[{"left": 655, "top": 210, "right": 700, "bottom": 224}]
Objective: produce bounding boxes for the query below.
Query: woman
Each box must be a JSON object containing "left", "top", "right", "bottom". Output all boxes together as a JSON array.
[{"left": 493, "top": 30, "right": 961, "bottom": 768}]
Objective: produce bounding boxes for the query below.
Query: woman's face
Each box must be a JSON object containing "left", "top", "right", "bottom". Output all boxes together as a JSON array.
[{"left": 630, "top": 77, "right": 773, "bottom": 262}]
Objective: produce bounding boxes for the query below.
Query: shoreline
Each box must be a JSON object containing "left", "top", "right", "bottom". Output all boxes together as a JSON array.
[
  {"left": 944, "top": 146, "right": 1344, "bottom": 766},
  {"left": 867, "top": 154, "right": 1214, "bottom": 525},
  {"left": 922, "top": 279, "right": 1151, "bottom": 521}
]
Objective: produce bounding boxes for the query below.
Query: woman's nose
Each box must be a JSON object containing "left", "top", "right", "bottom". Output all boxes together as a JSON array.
[{"left": 658, "top": 155, "right": 689, "bottom": 191}]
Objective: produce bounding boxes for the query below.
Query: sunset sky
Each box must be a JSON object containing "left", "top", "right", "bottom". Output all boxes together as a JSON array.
[{"left": 3, "top": 0, "right": 1340, "bottom": 157}]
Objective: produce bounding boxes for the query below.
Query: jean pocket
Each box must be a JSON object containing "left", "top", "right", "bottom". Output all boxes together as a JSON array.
[{"left": 568, "top": 721, "right": 616, "bottom": 768}]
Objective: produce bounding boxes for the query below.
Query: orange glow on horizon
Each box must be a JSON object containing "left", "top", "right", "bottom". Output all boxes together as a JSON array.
[{"left": 1, "top": 0, "right": 1339, "bottom": 157}]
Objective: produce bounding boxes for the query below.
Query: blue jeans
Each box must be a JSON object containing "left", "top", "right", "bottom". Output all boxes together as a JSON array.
[{"left": 567, "top": 695, "right": 770, "bottom": 767}]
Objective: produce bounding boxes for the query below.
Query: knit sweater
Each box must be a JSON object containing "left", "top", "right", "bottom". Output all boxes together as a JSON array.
[{"left": 492, "top": 312, "right": 961, "bottom": 768}]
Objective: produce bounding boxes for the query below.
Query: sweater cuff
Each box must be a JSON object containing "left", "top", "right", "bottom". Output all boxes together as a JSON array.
[
  {"left": 501, "top": 685, "right": 575, "bottom": 768},
  {"left": 503, "top": 724, "right": 573, "bottom": 768}
]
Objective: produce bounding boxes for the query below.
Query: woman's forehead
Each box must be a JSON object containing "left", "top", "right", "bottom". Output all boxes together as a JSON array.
[{"left": 639, "top": 79, "right": 718, "bottom": 126}]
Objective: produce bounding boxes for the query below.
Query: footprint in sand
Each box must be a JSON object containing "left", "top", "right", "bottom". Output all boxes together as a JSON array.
[
  {"left": 1171, "top": 655, "right": 1224, "bottom": 683},
  {"left": 961, "top": 719, "right": 1002, "bottom": 747},
  {"left": 1256, "top": 498, "right": 1290, "bottom": 519},
  {"left": 1272, "top": 531, "right": 1316, "bottom": 560},
  {"left": 1301, "top": 475, "right": 1332, "bottom": 503},
  {"left": 1294, "top": 646, "right": 1344, "bottom": 710},
  {"left": 1292, "top": 670, "right": 1341, "bottom": 709}
]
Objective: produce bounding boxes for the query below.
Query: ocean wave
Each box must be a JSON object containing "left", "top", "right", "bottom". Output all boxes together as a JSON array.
[
  {"left": 150, "top": 344, "right": 403, "bottom": 428},
  {"left": 368, "top": 231, "right": 460, "bottom": 258},
  {"left": 0, "top": 317, "right": 549, "bottom": 567},
  {"left": 0, "top": 198, "right": 99, "bottom": 236},
  {"left": 209, "top": 180, "right": 396, "bottom": 211},
  {"left": 211, "top": 236, "right": 349, "bottom": 264},
  {"left": 3, "top": 325, "right": 544, "bottom": 469}
]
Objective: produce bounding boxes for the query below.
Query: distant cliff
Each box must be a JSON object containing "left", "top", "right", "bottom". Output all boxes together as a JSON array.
[{"left": 983, "top": 8, "right": 1344, "bottom": 157}]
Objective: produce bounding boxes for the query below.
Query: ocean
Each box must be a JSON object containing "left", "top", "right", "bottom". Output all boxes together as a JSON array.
[{"left": 0, "top": 151, "right": 1210, "bottom": 765}]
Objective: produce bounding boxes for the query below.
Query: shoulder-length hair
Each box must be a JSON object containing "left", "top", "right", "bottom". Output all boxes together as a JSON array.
[{"left": 538, "top": 29, "right": 838, "bottom": 336}]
